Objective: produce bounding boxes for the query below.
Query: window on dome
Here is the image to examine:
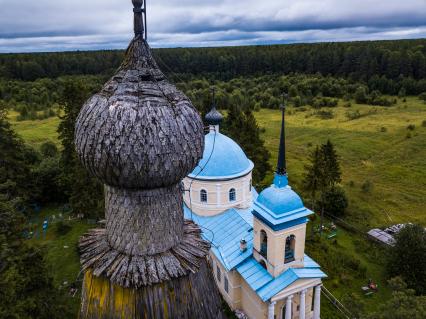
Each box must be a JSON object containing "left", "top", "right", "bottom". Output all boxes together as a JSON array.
[
  {"left": 229, "top": 188, "right": 236, "bottom": 202},
  {"left": 260, "top": 230, "right": 268, "bottom": 259},
  {"left": 285, "top": 234, "right": 296, "bottom": 263},
  {"left": 249, "top": 179, "right": 252, "bottom": 192},
  {"left": 200, "top": 189, "right": 207, "bottom": 203}
]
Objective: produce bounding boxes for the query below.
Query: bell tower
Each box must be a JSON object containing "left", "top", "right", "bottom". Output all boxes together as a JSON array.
[{"left": 252, "top": 96, "right": 313, "bottom": 277}]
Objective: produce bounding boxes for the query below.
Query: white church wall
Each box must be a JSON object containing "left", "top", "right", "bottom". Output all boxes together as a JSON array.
[{"left": 183, "top": 172, "right": 253, "bottom": 216}]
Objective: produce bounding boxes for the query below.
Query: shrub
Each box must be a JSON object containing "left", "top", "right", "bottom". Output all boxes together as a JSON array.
[
  {"left": 320, "top": 186, "right": 348, "bottom": 217},
  {"left": 406, "top": 124, "right": 415, "bottom": 131},
  {"left": 355, "top": 86, "right": 368, "bottom": 104},
  {"left": 406, "top": 132, "right": 412, "bottom": 139},
  {"left": 368, "top": 90, "right": 394, "bottom": 106},
  {"left": 361, "top": 180, "right": 373, "bottom": 193},
  {"left": 40, "top": 141, "right": 58, "bottom": 158},
  {"left": 311, "top": 97, "right": 338, "bottom": 108},
  {"left": 346, "top": 110, "right": 361, "bottom": 120},
  {"left": 315, "top": 110, "right": 334, "bottom": 119},
  {"left": 55, "top": 221, "right": 72, "bottom": 236},
  {"left": 422, "top": 120, "right": 426, "bottom": 127},
  {"left": 380, "top": 126, "right": 387, "bottom": 132},
  {"left": 398, "top": 88, "right": 406, "bottom": 98},
  {"left": 419, "top": 92, "right": 426, "bottom": 102},
  {"left": 292, "top": 96, "right": 302, "bottom": 107}
]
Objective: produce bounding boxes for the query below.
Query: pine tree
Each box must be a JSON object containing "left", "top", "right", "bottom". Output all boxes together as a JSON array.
[
  {"left": 58, "top": 80, "right": 104, "bottom": 218},
  {"left": 303, "top": 140, "right": 344, "bottom": 236},
  {"left": 303, "top": 146, "right": 323, "bottom": 209},
  {"left": 320, "top": 139, "right": 341, "bottom": 187},
  {"left": 0, "top": 104, "right": 35, "bottom": 205}
]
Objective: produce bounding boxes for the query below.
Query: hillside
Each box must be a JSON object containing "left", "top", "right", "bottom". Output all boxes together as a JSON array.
[{"left": 256, "top": 97, "right": 426, "bottom": 227}]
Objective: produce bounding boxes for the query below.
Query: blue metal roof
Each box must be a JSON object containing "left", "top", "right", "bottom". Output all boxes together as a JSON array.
[
  {"left": 236, "top": 256, "right": 326, "bottom": 302},
  {"left": 236, "top": 257, "right": 273, "bottom": 291},
  {"left": 256, "top": 267, "right": 327, "bottom": 301},
  {"left": 188, "top": 131, "right": 254, "bottom": 180},
  {"left": 183, "top": 205, "right": 253, "bottom": 271}
]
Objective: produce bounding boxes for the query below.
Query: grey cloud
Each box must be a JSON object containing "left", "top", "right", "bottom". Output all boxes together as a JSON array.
[{"left": 0, "top": 0, "right": 425, "bottom": 52}]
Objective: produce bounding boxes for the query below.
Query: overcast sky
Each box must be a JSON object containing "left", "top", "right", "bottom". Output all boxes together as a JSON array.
[{"left": 0, "top": 0, "right": 426, "bottom": 53}]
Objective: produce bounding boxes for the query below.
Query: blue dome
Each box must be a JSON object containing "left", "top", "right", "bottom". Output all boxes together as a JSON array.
[
  {"left": 189, "top": 131, "right": 253, "bottom": 179},
  {"left": 256, "top": 184, "right": 304, "bottom": 215}
]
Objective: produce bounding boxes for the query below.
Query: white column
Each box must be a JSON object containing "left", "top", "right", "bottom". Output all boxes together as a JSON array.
[
  {"left": 313, "top": 285, "right": 321, "bottom": 319},
  {"left": 285, "top": 295, "right": 293, "bottom": 319},
  {"left": 268, "top": 301, "right": 276, "bottom": 319},
  {"left": 216, "top": 184, "right": 221, "bottom": 208},
  {"left": 300, "top": 289, "right": 306, "bottom": 319}
]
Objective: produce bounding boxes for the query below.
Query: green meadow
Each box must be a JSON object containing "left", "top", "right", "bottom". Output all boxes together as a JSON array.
[
  {"left": 255, "top": 97, "right": 426, "bottom": 228},
  {"left": 8, "top": 110, "right": 61, "bottom": 148}
]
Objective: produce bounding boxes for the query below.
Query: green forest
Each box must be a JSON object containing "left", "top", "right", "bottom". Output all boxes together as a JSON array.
[{"left": 1, "top": 39, "right": 426, "bottom": 318}]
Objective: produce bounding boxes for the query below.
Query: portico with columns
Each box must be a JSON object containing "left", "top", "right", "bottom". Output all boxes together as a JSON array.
[
  {"left": 267, "top": 282, "right": 323, "bottom": 319},
  {"left": 184, "top": 95, "right": 326, "bottom": 318}
]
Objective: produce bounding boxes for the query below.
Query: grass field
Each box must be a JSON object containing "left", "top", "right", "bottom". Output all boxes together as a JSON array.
[
  {"left": 255, "top": 97, "right": 426, "bottom": 228},
  {"left": 14, "top": 96, "right": 426, "bottom": 318},
  {"left": 8, "top": 110, "right": 61, "bottom": 148}
]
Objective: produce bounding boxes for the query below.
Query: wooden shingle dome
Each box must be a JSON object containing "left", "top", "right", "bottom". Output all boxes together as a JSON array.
[
  {"left": 76, "top": 1, "right": 224, "bottom": 318},
  {"left": 75, "top": 37, "right": 204, "bottom": 189}
]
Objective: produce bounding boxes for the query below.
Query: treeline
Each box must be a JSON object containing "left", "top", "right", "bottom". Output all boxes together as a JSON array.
[
  {"left": 3, "top": 72, "right": 425, "bottom": 123},
  {"left": 0, "top": 50, "right": 122, "bottom": 81},
  {"left": 182, "top": 74, "right": 412, "bottom": 112},
  {"left": 1, "top": 39, "right": 426, "bottom": 93},
  {"left": 0, "top": 75, "right": 105, "bottom": 120}
]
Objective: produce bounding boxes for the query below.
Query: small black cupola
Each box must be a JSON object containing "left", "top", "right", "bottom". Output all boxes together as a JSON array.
[{"left": 205, "top": 87, "right": 223, "bottom": 127}]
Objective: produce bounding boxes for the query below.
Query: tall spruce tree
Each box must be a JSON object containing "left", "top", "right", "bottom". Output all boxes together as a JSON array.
[
  {"left": 303, "top": 146, "right": 322, "bottom": 209},
  {"left": 58, "top": 80, "right": 104, "bottom": 218},
  {"left": 0, "top": 104, "right": 35, "bottom": 205},
  {"left": 321, "top": 139, "right": 342, "bottom": 187},
  {"left": 222, "top": 104, "right": 271, "bottom": 185},
  {"left": 303, "top": 140, "right": 344, "bottom": 235}
]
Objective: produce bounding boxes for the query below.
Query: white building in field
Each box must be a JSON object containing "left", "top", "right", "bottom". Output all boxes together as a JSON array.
[{"left": 183, "top": 102, "right": 326, "bottom": 319}]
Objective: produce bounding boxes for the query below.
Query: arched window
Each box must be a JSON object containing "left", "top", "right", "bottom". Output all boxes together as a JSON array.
[
  {"left": 260, "top": 230, "right": 268, "bottom": 259},
  {"left": 249, "top": 179, "right": 252, "bottom": 192},
  {"left": 200, "top": 189, "right": 207, "bottom": 203},
  {"left": 229, "top": 188, "right": 236, "bottom": 202},
  {"left": 285, "top": 235, "right": 296, "bottom": 263}
]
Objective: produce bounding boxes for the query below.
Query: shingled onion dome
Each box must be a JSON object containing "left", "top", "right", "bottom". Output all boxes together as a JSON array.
[{"left": 76, "top": 2, "right": 225, "bottom": 318}]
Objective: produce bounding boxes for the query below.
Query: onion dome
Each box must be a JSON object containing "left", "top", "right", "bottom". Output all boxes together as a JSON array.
[
  {"left": 256, "top": 185, "right": 304, "bottom": 215},
  {"left": 75, "top": 0, "right": 212, "bottom": 289},
  {"left": 189, "top": 132, "right": 254, "bottom": 180},
  {"left": 74, "top": 33, "right": 204, "bottom": 190},
  {"left": 205, "top": 107, "right": 223, "bottom": 126},
  {"left": 205, "top": 88, "right": 223, "bottom": 126}
]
